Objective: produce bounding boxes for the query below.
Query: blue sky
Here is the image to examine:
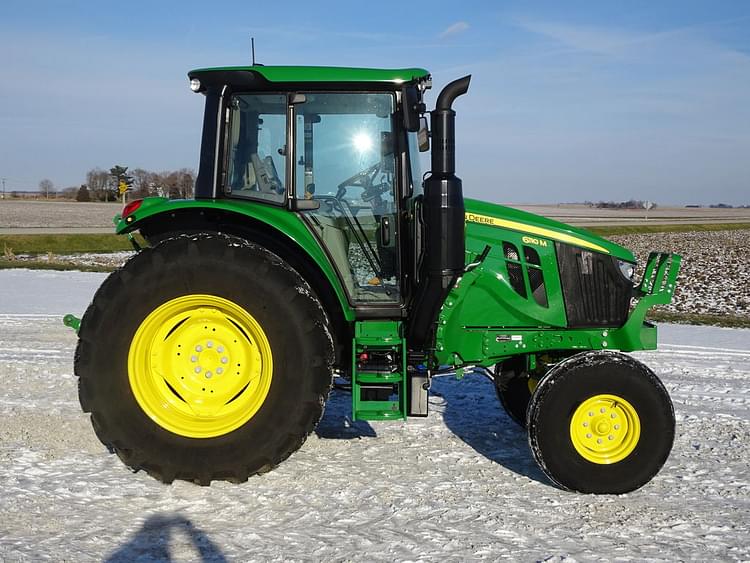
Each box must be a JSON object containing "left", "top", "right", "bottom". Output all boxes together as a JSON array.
[{"left": 1, "top": 0, "right": 748, "bottom": 205}]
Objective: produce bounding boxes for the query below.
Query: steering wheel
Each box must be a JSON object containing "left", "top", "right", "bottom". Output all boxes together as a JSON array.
[{"left": 335, "top": 161, "right": 385, "bottom": 201}]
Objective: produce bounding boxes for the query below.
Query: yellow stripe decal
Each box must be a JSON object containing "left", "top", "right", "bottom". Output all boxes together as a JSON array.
[{"left": 465, "top": 212, "right": 609, "bottom": 254}]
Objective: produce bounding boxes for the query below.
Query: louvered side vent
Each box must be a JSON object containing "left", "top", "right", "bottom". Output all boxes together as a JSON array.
[
  {"left": 556, "top": 243, "right": 632, "bottom": 327},
  {"left": 503, "top": 242, "right": 527, "bottom": 297},
  {"left": 526, "top": 262, "right": 548, "bottom": 307}
]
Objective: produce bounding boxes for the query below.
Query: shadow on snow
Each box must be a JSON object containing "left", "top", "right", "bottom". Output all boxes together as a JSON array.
[
  {"left": 315, "top": 382, "right": 377, "bottom": 439},
  {"left": 317, "top": 374, "right": 549, "bottom": 486},
  {"left": 106, "top": 514, "right": 227, "bottom": 563},
  {"left": 431, "top": 373, "right": 549, "bottom": 485}
]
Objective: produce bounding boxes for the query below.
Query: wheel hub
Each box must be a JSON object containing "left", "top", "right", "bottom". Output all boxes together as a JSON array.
[
  {"left": 570, "top": 394, "right": 640, "bottom": 464},
  {"left": 128, "top": 294, "right": 273, "bottom": 438}
]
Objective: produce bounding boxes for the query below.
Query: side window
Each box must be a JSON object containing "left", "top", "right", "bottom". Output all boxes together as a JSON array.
[{"left": 225, "top": 94, "right": 286, "bottom": 203}]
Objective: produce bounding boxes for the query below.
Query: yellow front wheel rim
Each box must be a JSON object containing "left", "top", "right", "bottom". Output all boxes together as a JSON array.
[
  {"left": 128, "top": 294, "right": 273, "bottom": 438},
  {"left": 570, "top": 394, "right": 641, "bottom": 464}
]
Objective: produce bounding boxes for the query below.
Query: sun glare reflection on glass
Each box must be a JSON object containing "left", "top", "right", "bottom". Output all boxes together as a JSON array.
[{"left": 352, "top": 132, "right": 373, "bottom": 154}]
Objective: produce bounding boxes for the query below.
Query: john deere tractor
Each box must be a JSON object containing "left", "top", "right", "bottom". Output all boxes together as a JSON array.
[{"left": 72, "top": 65, "right": 680, "bottom": 493}]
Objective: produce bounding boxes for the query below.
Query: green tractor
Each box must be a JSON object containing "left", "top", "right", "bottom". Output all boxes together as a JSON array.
[{"left": 72, "top": 65, "right": 680, "bottom": 493}]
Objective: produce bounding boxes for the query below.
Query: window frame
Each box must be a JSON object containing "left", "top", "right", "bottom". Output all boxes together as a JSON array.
[{"left": 220, "top": 91, "right": 290, "bottom": 207}]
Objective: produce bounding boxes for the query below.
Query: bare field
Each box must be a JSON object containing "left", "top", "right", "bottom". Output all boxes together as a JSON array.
[
  {"left": 611, "top": 230, "right": 750, "bottom": 319},
  {"left": 0, "top": 201, "right": 122, "bottom": 232},
  {"left": 519, "top": 204, "right": 750, "bottom": 226},
  {"left": 2, "top": 200, "right": 749, "bottom": 234}
]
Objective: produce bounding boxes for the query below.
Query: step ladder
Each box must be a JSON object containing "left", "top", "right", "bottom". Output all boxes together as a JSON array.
[{"left": 352, "top": 320, "right": 407, "bottom": 421}]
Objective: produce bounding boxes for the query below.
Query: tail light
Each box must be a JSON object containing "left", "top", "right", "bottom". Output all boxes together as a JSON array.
[{"left": 122, "top": 199, "right": 143, "bottom": 220}]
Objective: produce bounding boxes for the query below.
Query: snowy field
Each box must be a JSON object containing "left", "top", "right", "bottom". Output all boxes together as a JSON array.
[{"left": 1, "top": 269, "right": 749, "bottom": 561}]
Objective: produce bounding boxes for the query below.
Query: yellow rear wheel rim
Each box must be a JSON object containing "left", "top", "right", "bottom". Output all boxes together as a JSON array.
[
  {"left": 128, "top": 294, "right": 273, "bottom": 438},
  {"left": 569, "top": 394, "right": 641, "bottom": 464}
]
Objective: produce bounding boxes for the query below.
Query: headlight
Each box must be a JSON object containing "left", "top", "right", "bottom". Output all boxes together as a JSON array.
[
  {"left": 617, "top": 260, "right": 635, "bottom": 281},
  {"left": 189, "top": 78, "right": 201, "bottom": 92}
]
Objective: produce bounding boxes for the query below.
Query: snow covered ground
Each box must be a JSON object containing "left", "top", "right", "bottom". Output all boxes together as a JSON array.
[{"left": 0, "top": 269, "right": 749, "bottom": 562}]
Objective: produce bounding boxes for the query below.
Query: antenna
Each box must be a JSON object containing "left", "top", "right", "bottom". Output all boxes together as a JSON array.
[{"left": 251, "top": 37, "right": 256, "bottom": 66}]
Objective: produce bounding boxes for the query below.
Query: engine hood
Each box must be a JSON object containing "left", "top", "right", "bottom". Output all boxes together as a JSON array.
[{"left": 464, "top": 198, "right": 635, "bottom": 262}]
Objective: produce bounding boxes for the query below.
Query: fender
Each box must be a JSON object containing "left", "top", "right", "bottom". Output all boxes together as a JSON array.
[{"left": 115, "top": 197, "right": 355, "bottom": 322}]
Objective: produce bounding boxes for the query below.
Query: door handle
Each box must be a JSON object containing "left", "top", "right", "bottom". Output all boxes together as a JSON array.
[{"left": 380, "top": 216, "right": 391, "bottom": 246}]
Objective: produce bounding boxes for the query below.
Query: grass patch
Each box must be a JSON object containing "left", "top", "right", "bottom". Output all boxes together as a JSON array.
[
  {"left": 589, "top": 223, "right": 750, "bottom": 236},
  {"left": 647, "top": 310, "right": 750, "bottom": 329},
  {"left": 0, "top": 234, "right": 135, "bottom": 255},
  {"left": 0, "top": 260, "right": 115, "bottom": 273}
]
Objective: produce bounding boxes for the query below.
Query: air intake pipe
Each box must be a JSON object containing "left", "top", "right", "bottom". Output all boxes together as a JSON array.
[{"left": 408, "top": 75, "right": 471, "bottom": 350}]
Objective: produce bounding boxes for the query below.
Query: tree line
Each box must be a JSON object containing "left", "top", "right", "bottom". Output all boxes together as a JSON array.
[
  {"left": 75, "top": 166, "right": 195, "bottom": 202},
  {"left": 4, "top": 166, "right": 196, "bottom": 201},
  {"left": 588, "top": 199, "right": 657, "bottom": 210}
]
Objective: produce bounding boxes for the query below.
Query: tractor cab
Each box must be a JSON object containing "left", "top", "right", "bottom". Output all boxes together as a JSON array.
[{"left": 185, "top": 66, "right": 434, "bottom": 313}]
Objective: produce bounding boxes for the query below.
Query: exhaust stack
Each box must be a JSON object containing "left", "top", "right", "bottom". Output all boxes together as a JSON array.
[{"left": 408, "top": 75, "right": 471, "bottom": 350}]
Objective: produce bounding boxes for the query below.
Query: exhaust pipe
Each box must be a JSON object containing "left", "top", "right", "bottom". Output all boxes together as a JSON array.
[
  {"left": 408, "top": 75, "right": 471, "bottom": 350},
  {"left": 432, "top": 75, "right": 471, "bottom": 175}
]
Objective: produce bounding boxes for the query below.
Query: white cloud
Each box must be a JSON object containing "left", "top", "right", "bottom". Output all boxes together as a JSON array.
[{"left": 440, "top": 21, "right": 470, "bottom": 39}]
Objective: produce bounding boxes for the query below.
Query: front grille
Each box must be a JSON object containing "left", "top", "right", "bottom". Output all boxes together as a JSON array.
[{"left": 556, "top": 243, "right": 632, "bottom": 328}]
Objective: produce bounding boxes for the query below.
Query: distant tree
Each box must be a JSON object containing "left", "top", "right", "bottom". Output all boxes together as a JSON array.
[
  {"left": 39, "top": 178, "right": 54, "bottom": 199},
  {"left": 131, "top": 168, "right": 157, "bottom": 198},
  {"left": 86, "top": 168, "right": 111, "bottom": 201},
  {"left": 110, "top": 165, "right": 133, "bottom": 188},
  {"left": 176, "top": 168, "right": 196, "bottom": 198},
  {"left": 76, "top": 184, "right": 91, "bottom": 202},
  {"left": 61, "top": 186, "right": 79, "bottom": 199},
  {"left": 109, "top": 165, "right": 134, "bottom": 201},
  {"left": 158, "top": 170, "right": 181, "bottom": 199}
]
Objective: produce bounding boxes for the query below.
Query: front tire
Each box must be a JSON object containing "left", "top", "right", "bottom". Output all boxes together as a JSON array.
[
  {"left": 527, "top": 351, "right": 674, "bottom": 494},
  {"left": 493, "top": 359, "right": 533, "bottom": 428},
  {"left": 75, "top": 233, "right": 334, "bottom": 485}
]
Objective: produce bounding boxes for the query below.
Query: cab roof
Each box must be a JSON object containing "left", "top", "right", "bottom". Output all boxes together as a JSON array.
[{"left": 188, "top": 65, "right": 431, "bottom": 85}]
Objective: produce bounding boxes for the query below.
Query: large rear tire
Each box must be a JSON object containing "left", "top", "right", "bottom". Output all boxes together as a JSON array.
[
  {"left": 75, "top": 233, "right": 334, "bottom": 485},
  {"left": 527, "top": 351, "right": 674, "bottom": 494}
]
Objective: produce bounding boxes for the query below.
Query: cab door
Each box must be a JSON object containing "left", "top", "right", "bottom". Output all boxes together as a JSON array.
[{"left": 293, "top": 92, "right": 401, "bottom": 305}]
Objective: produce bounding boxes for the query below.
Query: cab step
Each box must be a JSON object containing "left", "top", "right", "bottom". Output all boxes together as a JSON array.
[{"left": 352, "top": 320, "right": 407, "bottom": 421}]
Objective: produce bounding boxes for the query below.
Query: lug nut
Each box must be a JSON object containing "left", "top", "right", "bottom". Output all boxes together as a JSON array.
[
  {"left": 207, "top": 341, "right": 213, "bottom": 348},
  {"left": 191, "top": 355, "right": 198, "bottom": 362},
  {"left": 205, "top": 371, "right": 212, "bottom": 379},
  {"left": 194, "top": 366, "right": 202, "bottom": 373},
  {"left": 216, "top": 367, "right": 223, "bottom": 375},
  {"left": 586, "top": 433, "right": 592, "bottom": 438},
  {"left": 221, "top": 357, "right": 228, "bottom": 364},
  {"left": 217, "top": 346, "right": 224, "bottom": 353},
  {"left": 195, "top": 345, "right": 203, "bottom": 352},
  {"left": 583, "top": 422, "right": 589, "bottom": 427},
  {"left": 614, "top": 424, "right": 620, "bottom": 430}
]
